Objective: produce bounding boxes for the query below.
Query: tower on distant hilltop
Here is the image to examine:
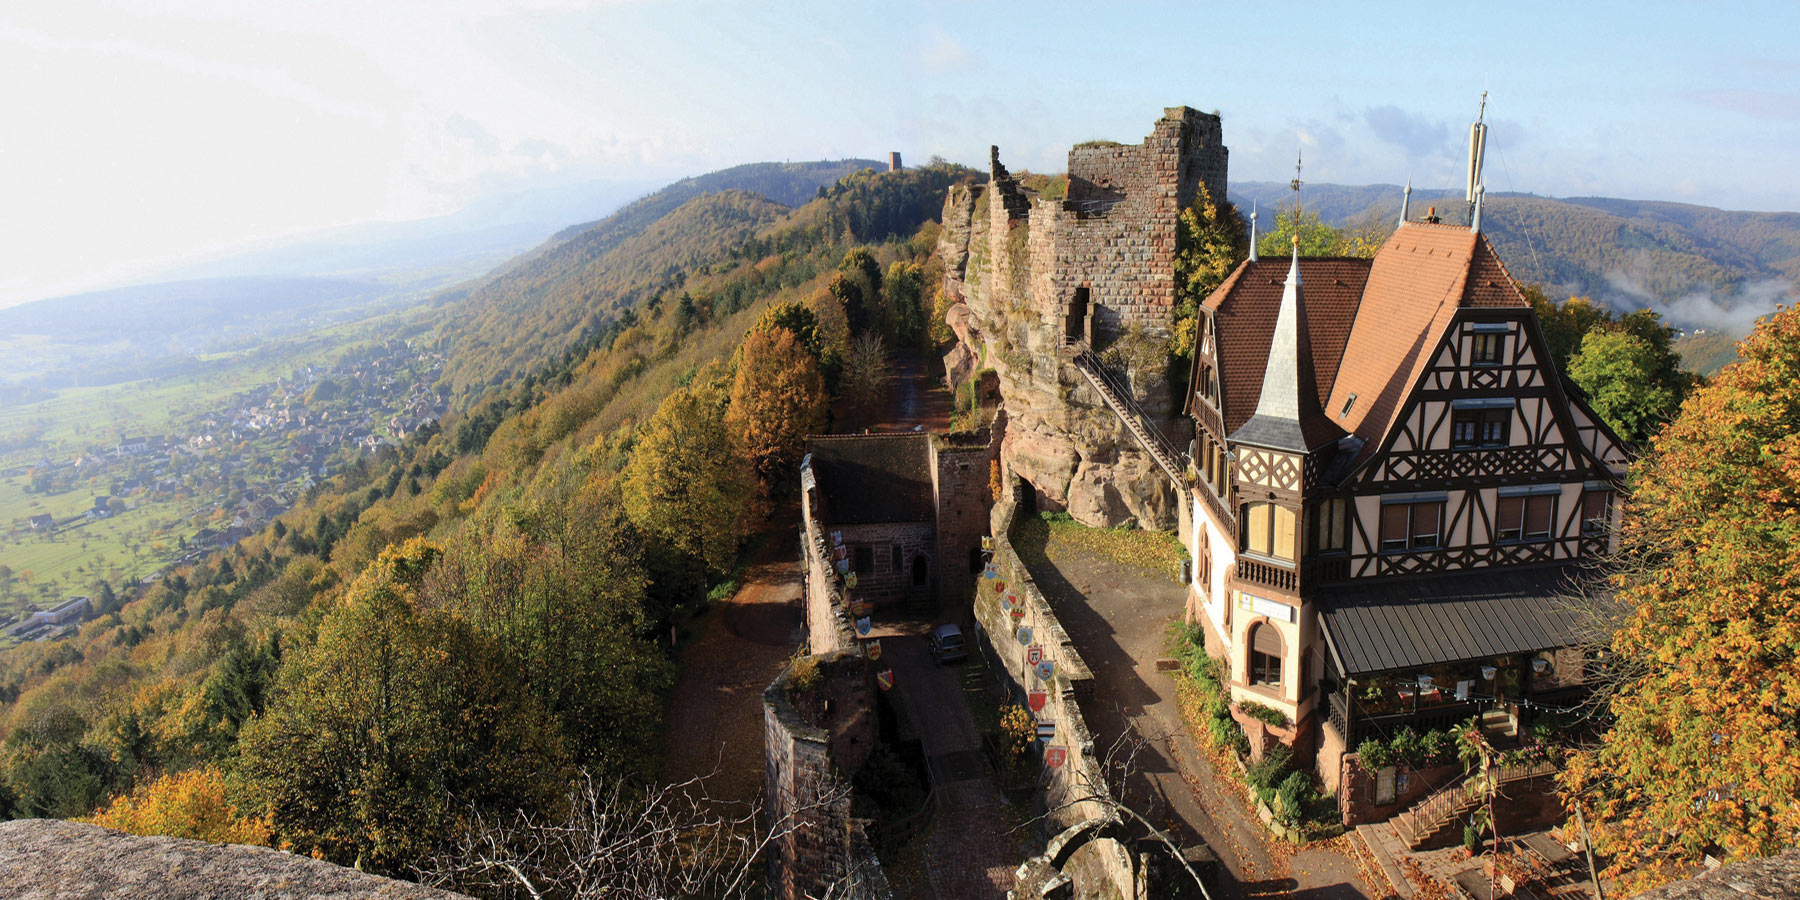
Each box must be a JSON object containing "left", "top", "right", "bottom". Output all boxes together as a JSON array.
[{"left": 887, "top": 151, "right": 902, "bottom": 171}]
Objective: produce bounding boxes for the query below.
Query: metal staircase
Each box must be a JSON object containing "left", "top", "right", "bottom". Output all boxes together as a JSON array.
[{"left": 1067, "top": 343, "right": 1186, "bottom": 489}]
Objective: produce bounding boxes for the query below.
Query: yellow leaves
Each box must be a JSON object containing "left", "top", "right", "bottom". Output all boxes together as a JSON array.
[{"left": 85, "top": 767, "right": 272, "bottom": 846}]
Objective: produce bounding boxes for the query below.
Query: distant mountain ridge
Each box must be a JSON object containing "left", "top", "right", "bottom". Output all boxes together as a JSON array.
[{"left": 1232, "top": 181, "right": 1800, "bottom": 333}]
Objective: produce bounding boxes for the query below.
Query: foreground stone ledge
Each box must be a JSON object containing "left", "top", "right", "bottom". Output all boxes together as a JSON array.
[{"left": 0, "top": 819, "right": 471, "bottom": 900}]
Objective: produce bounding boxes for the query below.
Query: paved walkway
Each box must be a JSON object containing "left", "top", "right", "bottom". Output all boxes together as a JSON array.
[
  {"left": 1017, "top": 530, "right": 1372, "bottom": 900},
  {"left": 881, "top": 627, "right": 1017, "bottom": 900}
]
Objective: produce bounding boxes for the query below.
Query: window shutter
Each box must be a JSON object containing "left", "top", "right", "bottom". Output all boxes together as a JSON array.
[
  {"left": 1412, "top": 503, "right": 1440, "bottom": 545},
  {"left": 1496, "top": 497, "right": 1523, "bottom": 538},
  {"left": 1273, "top": 506, "right": 1297, "bottom": 560},
  {"left": 1526, "top": 495, "right": 1554, "bottom": 537},
  {"left": 1253, "top": 623, "right": 1283, "bottom": 656},
  {"left": 1380, "top": 504, "right": 1407, "bottom": 545},
  {"left": 1247, "top": 503, "right": 1271, "bottom": 555}
]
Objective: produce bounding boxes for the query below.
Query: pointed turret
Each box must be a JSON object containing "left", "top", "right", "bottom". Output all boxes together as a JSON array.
[
  {"left": 1229, "top": 240, "right": 1335, "bottom": 452},
  {"left": 1399, "top": 179, "right": 1412, "bottom": 228}
]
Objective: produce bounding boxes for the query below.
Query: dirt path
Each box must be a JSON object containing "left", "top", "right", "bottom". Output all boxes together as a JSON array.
[
  {"left": 832, "top": 351, "right": 954, "bottom": 434},
  {"left": 1018, "top": 530, "right": 1371, "bottom": 900},
  {"left": 660, "top": 522, "right": 804, "bottom": 803}
]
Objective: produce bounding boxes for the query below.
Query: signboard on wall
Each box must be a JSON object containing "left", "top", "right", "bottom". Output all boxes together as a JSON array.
[{"left": 1237, "top": 591, "right": 1295, "bottom": 623}]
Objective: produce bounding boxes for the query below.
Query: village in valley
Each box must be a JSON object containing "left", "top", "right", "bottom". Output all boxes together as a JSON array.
[{"left": 0, "top": 337, "right": 445, "bottom": 645}]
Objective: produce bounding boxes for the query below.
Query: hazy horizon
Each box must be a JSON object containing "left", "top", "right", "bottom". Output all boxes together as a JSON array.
[{"left": 5, "top": 0, "right": 1798, "bottom": 307}]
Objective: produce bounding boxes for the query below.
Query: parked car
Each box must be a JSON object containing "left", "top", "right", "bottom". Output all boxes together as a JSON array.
[{"left": 928, "top": 624, "right": 967, "bottom": 664}]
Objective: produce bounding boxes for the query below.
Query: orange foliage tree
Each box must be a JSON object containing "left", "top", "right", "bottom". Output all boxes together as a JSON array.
[
  {"left": 1562, "top": 306, "right": 1800, "bottom": 892},
  {"left": 725, "top": 327, "right": 828, "bottom": 500},
  {"left": 85, "top": 766, "right": 272, "bottom": 845}
]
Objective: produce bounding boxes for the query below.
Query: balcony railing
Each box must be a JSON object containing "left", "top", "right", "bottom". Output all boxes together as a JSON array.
[{"left": 1236, "top": 557, "right": 1297, "bottom": 592}]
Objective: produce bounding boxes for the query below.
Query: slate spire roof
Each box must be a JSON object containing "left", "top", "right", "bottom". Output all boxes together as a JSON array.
[{"left": 1227, "top": 243, "right": 1343, "bottom": 452}]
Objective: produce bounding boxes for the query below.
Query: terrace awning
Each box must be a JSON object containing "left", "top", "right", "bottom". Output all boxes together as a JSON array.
[{"left": 1317, "top": 563, "right": 1600, "bottom": 677}]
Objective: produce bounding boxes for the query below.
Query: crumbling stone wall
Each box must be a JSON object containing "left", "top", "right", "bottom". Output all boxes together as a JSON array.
[
  {"left": 937, "top": 107, "right": 1221, "bottom": 529},
  {"left": 800, "top": 482, "right": 862, "bottom": 654},
  {"left": 836, "top": 521, "right": 934, "bottom": 606},
  {"left": 763, "top": 653, "right": 890, "bottom": 900},
  {"left": 932, "top": 435, "right": 1000, "bottom": 603}
]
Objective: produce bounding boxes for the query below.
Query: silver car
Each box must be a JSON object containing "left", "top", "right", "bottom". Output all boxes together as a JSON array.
[{"left": 928, "top": 624, "right": 967, "bottom": 664}]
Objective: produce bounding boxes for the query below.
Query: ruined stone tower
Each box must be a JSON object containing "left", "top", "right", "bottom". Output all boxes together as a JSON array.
[{"left": 937, "top": 107, "right": 1227, "bottom": 529}]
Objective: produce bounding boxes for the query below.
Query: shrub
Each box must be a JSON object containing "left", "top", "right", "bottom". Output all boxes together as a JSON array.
[
  {"left": 1247, "top": 745, "right": 1292, "bottom": 792},
  {"left": 788, "top": 652, "right": 821, "bottom": 694},
  {"left": 1357, "top": 737, "right": 1393, "bottom": 770},
  {"left": 1275, "top": 770, "right": 1313, "bottom": 825},
  {"left": 999, "top": 705, "right": 1036, "bottom": 766},
  {"left": 1205, "top": 714, "right": 1241, "bottom": 751},
  {"left": 1464, "top": 822, "right": 1484, "bottom": 854},
  {"left": 1422, "top": 727, "right": 1458, "bottom": 767},
  {"left": 1390, "top": 728, "right": 1422, "bottom": 767},
  {"left": 1240, "top": 700, "right": 1289, "bottom": 729}
]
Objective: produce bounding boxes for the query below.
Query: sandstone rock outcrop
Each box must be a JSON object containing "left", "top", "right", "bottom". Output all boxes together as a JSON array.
[
  {"left": 935, "top": 109, "right": 1225, "bottom": 528},
  {"left": 0, "top": 819, "right": 471, "bottom": 900}
]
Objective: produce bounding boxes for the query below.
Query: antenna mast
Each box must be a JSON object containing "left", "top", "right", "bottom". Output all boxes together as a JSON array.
[{"left": 1466, "top": 91, "right": 1488, "bottom": 219}]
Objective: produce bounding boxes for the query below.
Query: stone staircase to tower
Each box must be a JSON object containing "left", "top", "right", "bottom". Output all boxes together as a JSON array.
[
  {"left": 1068, "top": 344, "right": 1186, "bottom": 489},
  {"left": 1391, "top": 759, "right": 1559, "bottom": 850}
]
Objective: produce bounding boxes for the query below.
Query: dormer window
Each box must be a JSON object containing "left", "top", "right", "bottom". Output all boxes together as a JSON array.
[{"left": 1470, "top": 324, "right": 1509, "bottom": 366}]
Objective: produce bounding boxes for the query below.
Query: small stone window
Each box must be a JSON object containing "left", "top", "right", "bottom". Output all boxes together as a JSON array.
[
  {"left": 891, "top": 544, "right": 902, "bottom": 572},
  {"left": 854, "top": 546, "right": 873, "bottom": 577},
  {"left": 912, "top": 555, "right": 928, "bottom": 587}
]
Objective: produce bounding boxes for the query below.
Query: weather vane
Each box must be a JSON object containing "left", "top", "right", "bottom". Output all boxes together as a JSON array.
[{"left": 1290, "top": 150, "right": 1304, "bottom": 247}]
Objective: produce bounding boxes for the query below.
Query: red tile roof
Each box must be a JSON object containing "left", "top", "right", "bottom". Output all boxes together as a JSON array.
[
  {"left": 1201, "top": 224, "right": 1528, "bottom": 477},
  {"left": 1205, "top": 257, "right": 1371, "bottom": 436}
]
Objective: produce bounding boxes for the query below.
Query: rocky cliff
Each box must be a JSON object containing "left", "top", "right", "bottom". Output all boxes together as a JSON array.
[
  {"left": 0, "top": 819, "right": 470, "bottom": 900},
  {"left": 936, "top": 109, "right": 1226, "bottom": 529}
]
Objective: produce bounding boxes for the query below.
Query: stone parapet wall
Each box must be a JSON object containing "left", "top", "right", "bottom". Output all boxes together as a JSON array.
[
  {"left": 763, "top": 655, "right": 891, "bottom": 900},
  {"left": 801, "top": 487, "right": 861, "bottom": 655},
  {"left": 976, "top": 473, "right": 1110, "bottom": 830}
]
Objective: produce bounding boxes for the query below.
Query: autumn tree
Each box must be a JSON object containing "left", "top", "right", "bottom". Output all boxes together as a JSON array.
[
  {"left": 621, "top": 379, "right": 748, "bottom": 576},
  {"left": 1173, "top": 183, "right": 1246, "bottom": 362},
  {"left": 882, "top": 260, "right": 925, "bottom": 347},
  {"left": 1561, "top": 305, "right": 1800, "bottom": 892},
  {"left": 726, "top": 327, "right": 828, "bottom": 501},
  {"left": 238, "top": 538, "right": 565, "bottom": 871},
  {"left": 86, "top": 766, "right": 272, "bottom": 845},
  {"left": 1527, "top": 288, "right": 1612, "bottom": 371}
]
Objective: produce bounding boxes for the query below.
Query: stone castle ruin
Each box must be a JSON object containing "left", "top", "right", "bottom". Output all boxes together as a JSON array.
[{"left": 937, "top": 107, "right": 1226, "bottom": 529}]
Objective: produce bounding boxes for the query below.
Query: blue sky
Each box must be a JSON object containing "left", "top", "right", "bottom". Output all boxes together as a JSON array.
[{"left": 2, "top": 0, "right": 1796, "bottom": 306}]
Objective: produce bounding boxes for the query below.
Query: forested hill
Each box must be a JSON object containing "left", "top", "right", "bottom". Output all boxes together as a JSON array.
[
  {"left": 1232, "top": 181, "right": 1800, "bottom": 331},
  {"left": 0, "top": 161, "right": 974, "bottom": 880},
  {"left": 430, "top": 159, "right": 885, "bottom": 398}
]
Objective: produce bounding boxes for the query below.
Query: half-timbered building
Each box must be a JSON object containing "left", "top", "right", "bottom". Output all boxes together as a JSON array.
[{"left": 1183, "top": 204, "right": 1627, "bottom": 802}]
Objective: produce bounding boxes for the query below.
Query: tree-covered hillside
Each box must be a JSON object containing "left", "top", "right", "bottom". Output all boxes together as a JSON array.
[
  {"left": 0, "top": 160, "right": 972, "bottom": 887},
  {"left": 1232, "top": 182, "right": 1800, "bottom": 328},
  {"left": 430, "top": 160, "right": 899, "bottom": 398}
]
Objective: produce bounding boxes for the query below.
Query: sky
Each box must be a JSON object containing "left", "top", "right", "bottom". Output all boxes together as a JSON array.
[{"left": 3, "top": 0, "right": 1797, "bottom": 307}]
